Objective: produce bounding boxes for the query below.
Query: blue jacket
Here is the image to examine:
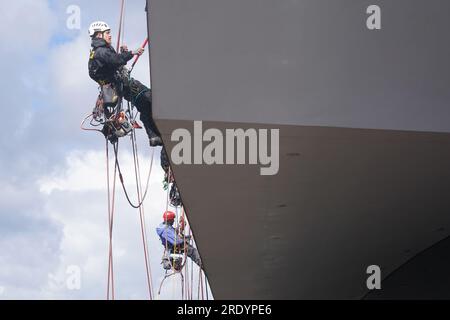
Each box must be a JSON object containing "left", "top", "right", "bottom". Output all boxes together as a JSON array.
[{"left": 156, "top": 223, "right": 184, "bottom": 248}]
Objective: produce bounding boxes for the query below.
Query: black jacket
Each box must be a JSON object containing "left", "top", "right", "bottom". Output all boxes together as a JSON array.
[{"left": 88, "top": 38, "right": 133, "bottom": 84}]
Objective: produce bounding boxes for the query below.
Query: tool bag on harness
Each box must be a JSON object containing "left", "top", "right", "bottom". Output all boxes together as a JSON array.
[
  {"left": 93, "top": 89, "right": 132, "bottom": 143},
  {"left": 100, "top": 110, "right": 133, "bottom": 143},
  {"left": 162, "top": 253, "right": 184, "bottom": 271},
  {"left": 100, "top": 83, "right": 119, "bottom": 107},
  {"left": 92, "top": 81, "right": 120, "bottom": 122}
]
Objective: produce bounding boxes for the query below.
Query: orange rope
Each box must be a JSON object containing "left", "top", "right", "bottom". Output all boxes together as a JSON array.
[
  {"left": 116, "top": 0, "right": 125, "bottom": 52},
  {"left": 137, "top": 144, "right": 155, "bottom": 298},
  {"left": 190, "top": 229, "right": 194, "bottom": 300},
  {"left": 131, "top": 128, "right": 153, "bottom": 299},
  {"left": 106, "top": 140, "right": 117, "bottom": 300},
  {"left": 80, "top": 113, "right": 102, "bottom": 133}
]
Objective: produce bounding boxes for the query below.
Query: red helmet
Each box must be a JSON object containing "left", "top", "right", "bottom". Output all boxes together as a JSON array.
[{"left": 163, "top": 211, "right": 176, "bottom": 221}]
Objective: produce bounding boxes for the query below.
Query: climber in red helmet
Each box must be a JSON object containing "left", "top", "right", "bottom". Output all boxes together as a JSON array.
[{"left": 156, "top": 211, "right": 202, "bottom": 267}]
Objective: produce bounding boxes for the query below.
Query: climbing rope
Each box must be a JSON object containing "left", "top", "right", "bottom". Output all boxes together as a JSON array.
[
  {"left": 82, "top": 0, "right": 157, "bottom": 300},
  {"left": 112, "top": 127, "right": 153, "bottom": 209},
  {"left": 132, "top": 126, "right": 153, "bottom": 284},
  {"left": 83, "top": 0, "right": 208, "bottom": 301},
  {"left": 105, "top": 139, "right": 118, "bottom": 300},
  {"left": 116, "top": 0, "right": 125, "bottom": 52},
  {"left": 131, "top": 123, "right": 154, "bottom": 299},
  {"left": 205, "top": 271, "right": 209, "bottom": 300},
  {"left": 80, "top": 113, "right": 102, "bottom": 133},
  {"left": 130, "top": 38, "right": 149, "bottom": 73}
]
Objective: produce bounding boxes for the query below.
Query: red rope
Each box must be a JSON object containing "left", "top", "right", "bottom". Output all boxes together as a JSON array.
[
  {"left": 106, "top": 141, "right": 110, "bottom": 299},
  {"left": 200, "top": 269, "right": 205, "bottom": 300},
  {"left": 131, "top": 129, "right": 153, "bottom": 299},
  {"left": 205, "top": 272, "right": 209, "bottom": 300},
  {"left": 135, "top": 141, "right": 155, "bottom": 298},
  {"left": 130, "top": 38, "right": 149, "bottom": 71},
  {"left": 106, "top": 140, "right": 117, "bottom": 300},
  {"left": 181, "top": 273, "right": 185, "bottom": 300},
  {"left": 190, "top": 229, "right": 194, "bottom": 300},
  {"left": 116, "top": 0, "right": 125, "bottom": 52},
  {"left": 197, "top": 267, "right": 201, "bottom": 300},
  {"left": 80, "top": 113, "right": 102, "bottom": 133}
]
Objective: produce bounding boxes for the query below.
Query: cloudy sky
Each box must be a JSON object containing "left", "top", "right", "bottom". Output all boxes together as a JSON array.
[{"left": 0, "top": 0, "right": 208, "bottom": 300}]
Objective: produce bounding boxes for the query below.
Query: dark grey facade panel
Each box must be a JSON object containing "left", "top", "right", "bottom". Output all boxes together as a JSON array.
[
  {"left": 148, "top": 0, "right": 450, "bottom": 132},
  {"left": 147, "top": 0, "right": 450, "bottom": 299},
  {"left": 157, "top": 120, "right": 450, "bottom": 299}
]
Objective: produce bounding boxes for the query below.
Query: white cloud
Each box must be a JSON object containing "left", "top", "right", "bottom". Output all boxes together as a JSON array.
[
  {"left": 0, "top": 0, "right": 211, "bottom": 300},
  {"left": 0, "top": 184, "right": 63, "bottom": 299},
  {"left": 13, "top": 110, "right": 34, "bottom": 139},
  {"left": 38, "top": 149, "right": 122, "bottom": 194},
  {"left": 0, "top": 0, "right": 55, "bottom": 54}
]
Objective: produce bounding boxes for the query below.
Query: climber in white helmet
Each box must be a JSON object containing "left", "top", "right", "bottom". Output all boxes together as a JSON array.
[{"left": 88, "top": 21, "right": 162, "bottom": 147}]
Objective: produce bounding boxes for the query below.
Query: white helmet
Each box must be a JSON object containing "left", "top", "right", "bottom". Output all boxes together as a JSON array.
[{"left": 88, "top": 21, "right": 110, "bottom": 37}]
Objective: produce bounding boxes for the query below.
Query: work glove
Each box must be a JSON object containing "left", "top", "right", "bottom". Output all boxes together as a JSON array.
[
  {"left": 118, "top": 66, "right": 130, "bottom": 80},
  {"left": 133, "top": 47, "right": 145, "bottom": 56}
]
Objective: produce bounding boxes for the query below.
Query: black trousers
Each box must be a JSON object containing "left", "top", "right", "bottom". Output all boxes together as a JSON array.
[
  {"left": 186, "top": 244, "right": 202, "bottom": 267},
  {"left": 161, "top": 147, "right": 170, "bottom": 174},
  {"left": 122, "top": 78, "right": 161, "bottom": 140}
]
